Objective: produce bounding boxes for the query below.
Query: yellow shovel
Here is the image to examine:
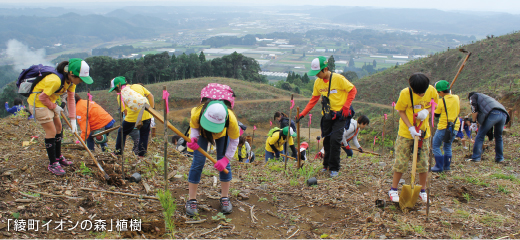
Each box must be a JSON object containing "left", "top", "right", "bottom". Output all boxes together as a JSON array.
[{"left": 400, "top": 115, "right": 423, "bottom": 210}]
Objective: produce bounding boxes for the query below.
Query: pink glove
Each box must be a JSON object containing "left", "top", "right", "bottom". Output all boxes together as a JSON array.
[
  {"left": 214, "top": 157, "right": 230, "bottom": 172},
  {"left": 187, "top": 137, "right": 199, "bottom": 151}
]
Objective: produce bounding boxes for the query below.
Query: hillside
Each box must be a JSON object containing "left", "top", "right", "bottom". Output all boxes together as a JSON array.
[
  {"left": 0, "top": 106, "right": 519, "bottom": 239},
  {"left": 354, "top": 31, "right": 520, "bottom": 111}
]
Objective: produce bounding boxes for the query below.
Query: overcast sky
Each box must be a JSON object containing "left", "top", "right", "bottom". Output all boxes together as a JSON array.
[{"left": 1, "top": 0, "right": 519, "bottom": 14}]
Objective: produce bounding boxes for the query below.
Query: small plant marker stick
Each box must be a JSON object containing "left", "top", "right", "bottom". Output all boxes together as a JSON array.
[
  {"left": 426, "top": 98, "right": 437, "bottom": 221},
  {"left": 84, "top": 88, "right": 90, "bottom": 143},
  {"left": 308, "top": 114, "right": 312, "bottom": 154},
  {"left": 285, "top": 94, "right": 294, "bottom": 170},
  {"left": 252, "top": 125, "right": 256, "bottom": 146},
  {"left": 296, "top": 107, "right": 301, "bottom": 169},
  {"left": 381, "top": 114, "right": 387, "bottom": 153},
  {"left": 163, "top": 86, "right": 169, "bottom": 191}
]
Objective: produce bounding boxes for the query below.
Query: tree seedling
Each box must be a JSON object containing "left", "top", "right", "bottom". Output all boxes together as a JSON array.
[{"left": 212, "top": 212, "right": 232, "bottom": 223}]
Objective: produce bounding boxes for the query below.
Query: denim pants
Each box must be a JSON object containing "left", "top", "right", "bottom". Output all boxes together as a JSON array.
[
  {"left": 471, "top": 110, "right": 507, "bottom": 161},
  {"left": 86, "top": 119, "right": 115, "bottom": 152},
  {"left": 115, "top": 119, "right": 151, "bottom": 157},
  {"left": 188, "top": 136, "right": 232, "bottom": 184},
  {"left": 128, "top": 129, "right": 140, "bottom": 155},
  {"left": 265, "top": 149, "right": 285, "bottom": 162},
  {"left": 432, "top": 128, "right": 457, "bottom": 157}
]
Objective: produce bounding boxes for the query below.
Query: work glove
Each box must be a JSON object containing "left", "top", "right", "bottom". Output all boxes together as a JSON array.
[
  {"left": 187, "top": 137, "right": 200, "bottom": 151},
  {"left": 341, "top": 105, "right": 351, "bottom": 118},
  {"left": 416, "top": 109, "right": 429, "bottom": 121},
  {"left": 70, "top": 119, "right": 77, "bottom": 133},
  {"left": 470, "top": 123, "right": 477, "bottom": 131},
  {"left": 344, "top": 144, "right": 351, "bottom": 150},
  {"left": 295, "top": 115, "right": 304, "bottom": 123},
  {"left": 409, "top": 126, "right": 422, "bottom": 138},
  {"left": 358, "top": 147, "right": 364, "bottom": 153},
  {"left": 331, "top": 111, "right": 339, "bottom": 120},
  {"left": 53, "top": 104, "right": 64, "bottom": 116},
  {"left": 274, "top": 151, "right": 280, "bottom": 159},
  {"left": 214, "top": 157, "right": 229, "bottom": 172}
]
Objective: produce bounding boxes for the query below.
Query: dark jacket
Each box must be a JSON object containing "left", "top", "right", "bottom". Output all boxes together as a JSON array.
[{"left": 470, "top": 93, "right": 509, "bottom": 125}]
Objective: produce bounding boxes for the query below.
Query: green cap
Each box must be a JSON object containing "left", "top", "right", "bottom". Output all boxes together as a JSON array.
[
  {"left": 200, "top": 101, "right": 228, "bottom": 133},
  {"left": 435, "top": 80, "right": 450, "bottom": 92},
  {"left": 108, "top": 76, "right": 127, "bottom": 92},
  {"left": 68, "top": 58, "right": 93, "bottom": 84},
  {"left": 307, "top": 56, "right": 328, "bottom": 76},
  {"left": 282, "top": 126, "right": 296, "bottom": 137}
]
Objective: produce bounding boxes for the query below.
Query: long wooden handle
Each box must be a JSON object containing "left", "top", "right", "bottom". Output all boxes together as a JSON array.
[
  {"left": 450, "top": 52, "right": 472, "bottom": 89},
  {"left": 281, "top": 154, "right": 296, "bottom": 160},
  {"left": 145, "top": 107, "right": 228, "bottom": 174},
  {"left": 60, "top": 112, "right": 110, "bottom": 180},
  {"left": 411, "top": 136, "right": 419, "bottom": 189},
  {"left": 91, "top": 126, "right": 120, "bottom": 137}
]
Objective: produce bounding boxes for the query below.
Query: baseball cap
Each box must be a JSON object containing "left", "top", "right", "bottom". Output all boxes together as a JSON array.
[
  {"left": 200, "top": 101, "right": 228, "bottom": 133},
  {"left": 282, "top": 126, "right": 296, "bottom": 137},
  {"left": 307, "top": 56, "right": 328, "bottom": 76},
  {"left": 435, "top": 80, "right": 450, "bottom": 92},
  {"left": 68, "top": 58, "right": 93, "bottom": 84},
  {"left": 108, "top": 76, "right": 127, "bottom": 92}
]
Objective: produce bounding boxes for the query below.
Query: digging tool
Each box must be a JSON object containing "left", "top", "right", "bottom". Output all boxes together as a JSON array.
[
  {"left": 60, "top": 112, "right": 110, "bottom": 180},
  {"left": 449, "top": 49, "right": 472, "bottom": 89},
  {"left": 118, "top": 84, "right": 125, "bottom": 180},
  {"left": 399, "top": 115, "right": 423, "bottom": 211},
  {"left": 297, "top": 107, "right": 302, "bottom": 169},
  {"left": 144, "top": 105, "right": 229, "bottom": 174},
  {"left": 91, "top": 126, "right": 120, "bottom": 137},
  {"left": 281, "top": 154, "right": 296, "bottom": 160},
  {"left": 343, "top": 146, "right": 381, "bottom": 156},
  {"left": 284, "top": 94, "right": 294, "bottom": 170},
  {"left": 426, "top": 99, "right": 437, "bottom": 221}
]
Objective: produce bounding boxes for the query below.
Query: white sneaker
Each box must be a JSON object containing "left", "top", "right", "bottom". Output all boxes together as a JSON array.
[
  {"left": 463, "top": 146, "right": 468, "bottom": 150},
  {"left": 419, "top": 191, "right": 428, "bottom": 203},
  {"left": 388, "top": 190, "right": 399, "bottom": 202}
]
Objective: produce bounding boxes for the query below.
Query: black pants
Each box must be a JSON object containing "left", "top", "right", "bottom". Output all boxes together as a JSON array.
[
  {"left": 115, "top": 119, "right": 151, "bottom": 157},
  {"left": 321, "top": 116, "right": 347, "bottom": 171}
]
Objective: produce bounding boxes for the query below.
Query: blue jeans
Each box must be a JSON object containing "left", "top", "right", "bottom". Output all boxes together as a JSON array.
[
  {"left": 432, "top": 128, "right": 457, "bottom": 157},
  {"left": 86, "top": 119, "right": 115, "bottom": 152},
  {"left": 265, "top": 150, "right": 285, "bottom": 162},
  {"left": 188, "top": 136, "right": 232, "bottom": 184},
  {"left": 471, "top": 110, "right": 507, "bottom": 161}
]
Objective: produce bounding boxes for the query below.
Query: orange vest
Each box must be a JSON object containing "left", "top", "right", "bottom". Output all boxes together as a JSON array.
[{"left": 76, "top": 99, "right": 114, "bottom": 141}]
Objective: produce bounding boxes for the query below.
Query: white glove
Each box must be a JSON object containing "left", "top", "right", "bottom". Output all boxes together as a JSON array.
[
  {"left": 70, "top": 119, "right": 78, "bottom": 133},
  {"left": 416, "top": 109, "right": 429, "bottom": 121},
  {"left": 53, "top": 105, "right": 64, "bottom": 116},
  {"left": 409, "top": 126, "right": 422, "bottom": 138},
  {"left": 470, "top": 123, "right": 477, "bottom": 131}
]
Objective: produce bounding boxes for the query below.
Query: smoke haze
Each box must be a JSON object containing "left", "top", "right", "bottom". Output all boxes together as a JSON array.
[{"left": 6, "top": 39, "right": 52, "bottom": 72}]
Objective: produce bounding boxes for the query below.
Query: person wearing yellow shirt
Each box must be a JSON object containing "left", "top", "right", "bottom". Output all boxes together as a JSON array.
[
  {"left": 297, "top": 56, "right": 357, "bottom": 178},
  {"left": 108, "top": 77, "right": 154, "bottom": 157},
  {"left": 432, "top": 80, "right": 460, "bottom": 172},
  {"left": 264, "top": 127, "right": 296, "bottom": 162},
  {"left": 27, "top": 58, "right": 94, "bottom": 176},
  {"left": 388, "top": 73, "right": 439, "bottom": 204},
  {"left": 185, "top": 99, "right": 240, "bottom": 216}
]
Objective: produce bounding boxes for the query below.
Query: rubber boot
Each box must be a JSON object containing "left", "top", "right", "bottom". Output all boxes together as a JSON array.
[
  {"left": 444, "top": 155, "right": 452, "bottom": 171},
  {"left": 431, "top": 155, "right": 444, "bottom": 172}
]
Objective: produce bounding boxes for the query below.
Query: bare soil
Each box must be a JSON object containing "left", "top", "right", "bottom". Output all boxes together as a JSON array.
[{"left": 0, "top": 114, "right": 519, "bottom": 239}]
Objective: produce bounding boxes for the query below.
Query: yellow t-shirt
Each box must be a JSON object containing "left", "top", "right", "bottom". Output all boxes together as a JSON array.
[
  {"left": 312, "top": 73, "right": 355, "bottom": 112},
  {"left": 395, "top": 85, "right": 439, "bottom": 139},
  {"left": 265, "top": 131, "right": 294, "bottom": 153},
  {"left": 27, "top": 74, "right": 76, "bottom": 107},
  {"left": 117, "top": 84, "right": 152, "bottom": 123},
  {"left": 435, "top": 94, "right": 461, "bottom": 130},
  {"left": 189, "top": 105, "right": 240, "bottom": 140}
]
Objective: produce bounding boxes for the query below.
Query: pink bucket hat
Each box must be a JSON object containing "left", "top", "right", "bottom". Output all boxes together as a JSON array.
[{"left": 200, "top": 83, "right": 235, "bottom": 108}]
